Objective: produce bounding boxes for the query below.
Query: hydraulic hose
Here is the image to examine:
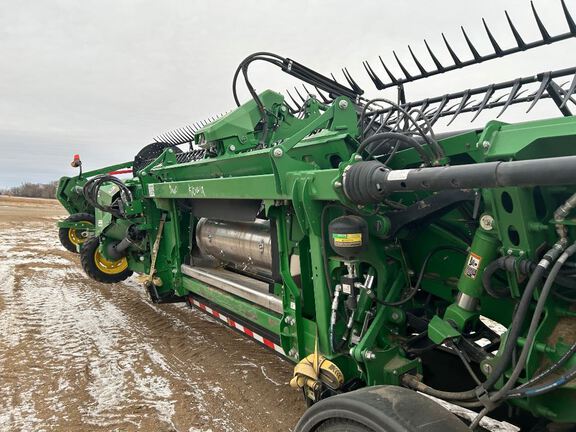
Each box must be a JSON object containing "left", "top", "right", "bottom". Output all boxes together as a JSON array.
[{"left": 491, "top": 242, "right": 576, "bottom": 402}]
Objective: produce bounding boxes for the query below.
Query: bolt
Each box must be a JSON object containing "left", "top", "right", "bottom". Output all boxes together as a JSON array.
[
  {"left": 480, "top": 214, "right": 494, "bottom": 231},
  {"left": 338, "top": 99, "right": 349, "bottom": 110},
  {"left": 507, "top": 249, "right": 513, "bottom": 255},
  {"left": 229, "top": 145, "right": 236, "bottom": 152},
  {"left": 139, "top": 256, "right": 145, "bottom": 262},
  {"left": 284, "top": 316, "right": 295, "bottom": 326},
  {"left": 391, "top": 312, "right": 400, "bottom": 321},
  {"left": 333, "top": 181, "right": 342, "bottom": 189},
  {"left": 354, "top": 154, "right": 363, "bottom": 161},
  {"left": 273, "top": 147, "right": 283, "bottom": 158},
  {"left": 364, "top": 350, "right": 376, "bottom": 360},
  {"left": 141, "top": 171, "right": 147, "bottom": 176},
  {"left": 482, "top": 363, "right": 493, "bottom": 375},
  {"left": 168, "top": 148, "right": 173, "bottom": 153},
  {"left": 288, "top": 348, "right": 297, "bottom": 357},
  {"left": 482, "top": 140, "right": 491, "bottom": 151}
]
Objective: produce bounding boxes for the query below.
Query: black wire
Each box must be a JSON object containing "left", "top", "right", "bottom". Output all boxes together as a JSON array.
[{"left": 371, "top": 245, "right": 468, "bottom": 307}]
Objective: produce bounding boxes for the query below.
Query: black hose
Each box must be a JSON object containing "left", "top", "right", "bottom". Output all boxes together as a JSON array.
[
  {"left": 357, "top": 132, "right": 432, "bottom": 167},
  {"left": 83, "top": 174, "right": 133, "bottom": 219}
]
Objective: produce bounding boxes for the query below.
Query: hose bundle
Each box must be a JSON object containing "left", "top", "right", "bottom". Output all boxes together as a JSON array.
[{"left": 83, "top": 174, "right": 133, "bottom": 219}]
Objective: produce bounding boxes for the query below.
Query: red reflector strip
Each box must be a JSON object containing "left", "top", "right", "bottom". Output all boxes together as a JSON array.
[
  {"left": 190, "top": 298, "right": 286, "bottom": 356},
  {"left": 108, "top": 169, "right": 133, "bottom": 175}
]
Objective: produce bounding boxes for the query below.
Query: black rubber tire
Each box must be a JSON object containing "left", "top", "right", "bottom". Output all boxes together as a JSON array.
[
  {"left": 58, "top": 213, "right": 95, "bottom": 253},
  {"left": 317, "top": 419, "right": 373, "bottom": 432},
  {"left": 295, "top": 385, "right": 468, "bottom": 432},
  {"left": 80, "top": 237, "right": 133, "bottom": 283}
]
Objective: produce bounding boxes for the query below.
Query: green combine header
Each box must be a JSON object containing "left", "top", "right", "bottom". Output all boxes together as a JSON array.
[{"left": 57, "top": 2, "right": 576, "bottom": 430}]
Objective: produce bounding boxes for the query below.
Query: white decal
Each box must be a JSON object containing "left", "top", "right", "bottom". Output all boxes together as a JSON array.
[
  {"left": 169, "top": 185, "right": 178, "bottom": 195},
  {"left": 387, "top": 169, "right": 411, "bottom": 181},
  {"left": 148, "top": 184, "right": 155, "bottom": 197}
]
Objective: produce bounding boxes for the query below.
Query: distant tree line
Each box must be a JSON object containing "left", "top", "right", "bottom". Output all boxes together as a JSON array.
[{"left": 0, "top": 181, "right": 58, "bottom": 199}]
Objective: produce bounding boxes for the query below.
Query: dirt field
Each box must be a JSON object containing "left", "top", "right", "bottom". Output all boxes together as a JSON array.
[{"left": 0, "top": 196, "right": 304, "bottom": 431}]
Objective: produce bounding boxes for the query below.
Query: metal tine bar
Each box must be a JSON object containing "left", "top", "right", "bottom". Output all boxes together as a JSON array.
[
  {"left": 482, "top": 18, "right": 503, "bottom": 55},
  {"left": 447, "top": 90, "right": 472, "bottom": 125},
  {"left": 505, "top": 11, "right": 527, "bottom": 49},
  {"left": 531, "top": 1, "right": 551, "bottom": 42},
  {"left": 294, "top": 86, "right": 307, "bottom": 104},
  {"left": 526, "top": 72, "right": 552, "bottom": 112},
  {"left": 442, "top": 33, "right": 462, "bottom": 66},
  {"left": 562, "top": 0, "right": 576, "bottom": 34},
  {"left": 560, "top": 74, "right": 576, "bottom": 108},
  {"left": 497, "top": 79, "right": 522, "bottom": 117},
  {"left": 379, "top": 56, "right": 399, "bottom": 85},
  {"left": 363, "top": 3, "right": 576, "bottom": 90},
  {"left": 461, "top": 27, "right": 481, "bottom": 61},
  {"left": 424, "top": 40, "right": 444, "bottom": 71},
  {"left": 393, "top": 51, "right": 412, "bottom": 79},
  {"left": 363, "top": 61, "right": 387, "bottom": 90},
  {"left": 371, "top": 67, "right": 576, "bottom": 125},
  {"left": 408, "top": 46, "right": 428, "bottom": 75}
]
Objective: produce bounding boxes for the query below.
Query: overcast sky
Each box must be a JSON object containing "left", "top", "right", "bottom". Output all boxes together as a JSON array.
[{"left": 0, "top": 0, "right": 574, "bottom": 188}]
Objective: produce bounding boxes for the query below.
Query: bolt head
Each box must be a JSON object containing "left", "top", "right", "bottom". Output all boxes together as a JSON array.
[
  {"left": 273, "top": 147, "right": 283, "bottom": 158},
  {"left": 354, "top": 154, "right": 363, "bottom": 161},
  {"left": 229, "top": 145, "right": 236, "bottom": 152},
  {"left": 482, "top": 140, "right": 491, "bottom": 150},
  {"left": 482, "top": 363, "right": 493, "bottom": 375},
  {"left": 338, "top": 99, "right": 349, "bottom": 110},
  {"left": 333, "top": 181, "right": 342, "bottom": 189},
  {"left": 480, "top": 214, "right": 494, "bottom": 231}
]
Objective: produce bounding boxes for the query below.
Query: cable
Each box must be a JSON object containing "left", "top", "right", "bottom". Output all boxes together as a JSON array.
[
  {"left": 83, "top": 174, "right": 133, "bottom": 219},
  {"left": 370, "top": 246, "right": 467, "bottom": 307}
]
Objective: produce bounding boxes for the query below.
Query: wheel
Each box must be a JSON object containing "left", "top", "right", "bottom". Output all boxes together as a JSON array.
[
  {"left": 58, "top": 213, "right": 95, "bottom": 253},
  {"left": 295, "top": 385, "right": 468, "bottom": 432},
  {"left": 80, "top": 237, "right": 133, "bottom": 283}
]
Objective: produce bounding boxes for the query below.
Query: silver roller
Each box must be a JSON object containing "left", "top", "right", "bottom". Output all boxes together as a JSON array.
[{"left": 195, "top": 218, "right": 272, "bottom": 277}]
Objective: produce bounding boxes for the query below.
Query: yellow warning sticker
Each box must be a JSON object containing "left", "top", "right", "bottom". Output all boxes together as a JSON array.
[{"left": 332, "top": 233, "right": 362, "bottom": 247}]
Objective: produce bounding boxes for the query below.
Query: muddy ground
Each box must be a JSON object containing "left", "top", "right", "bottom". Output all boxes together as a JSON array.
[{"left": 0, "top": 196, "right": 304, "bottom": 431}]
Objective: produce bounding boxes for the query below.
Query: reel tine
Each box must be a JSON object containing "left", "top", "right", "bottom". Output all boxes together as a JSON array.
[
  {"left": 363, "top": 60, "right": 386, "bottom": 90},
  {"left": 526, "top": 72, "right": 552, "bottom": 113},
  {"left": 294, "top": 86, "right": 307, "bottom": 104},
  {"left": 447, "top": 90, "right": 471, "bottom": 126},
  {"left": 497, "top": 79, "right": 522, "bottom": 118},
  {"left": 505, "top": 10, "right": 526, "bottom": 49},
  {"left": 393, "top": 51, "right": 412, "bottom": 79},
  {"left": 560, "top": 73, "right": 576, "bottom": 108},
  {"left": 424, "top": 39, "right": 444, "bottom": 71},
  {"left": 562, "top": 0, "right": 576, "bottom": 34},
  {"left": 314, "top": 86, "right": 332, "bottom": 104},
  {"left": 461, "top": 27, "right": 481, "bottom": 61},
  {"left": 408, "top": 45, "right": 428, "bottom": 75},
  {"left": 482, "top": 18, "right": 503, "bottom": 55},
  {"left": 302, "top": 83, "right": 313, "bottom": 98},
  {"left": 531, "top": 1, "right": 551, "bottom": 42},
  {"left": 442, "top": 33, "right": 462, "bottom": 66},
  {"left": 471, "top": 85, "right": 496, "bottom": 122},
  {"left": 430, "top": 95, "right": 450, "bottom": 125},
  {"left": 379, "top": 56, "right": 399, "bottom": 85},
  {"left": 286, "top": 89, "right": 302, "bottom": 110},
  {"left": 342, "top": 67, "right": 363, "bottom": 93}
]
